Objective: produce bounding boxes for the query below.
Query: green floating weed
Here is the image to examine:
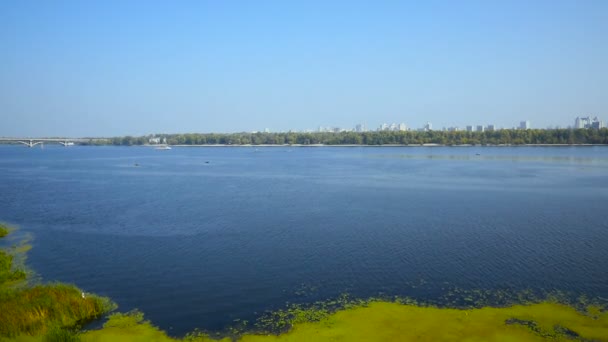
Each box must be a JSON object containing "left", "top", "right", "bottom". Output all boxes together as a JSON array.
[{"left": 103, "top": 310, "right": 146, "bottom": 329}]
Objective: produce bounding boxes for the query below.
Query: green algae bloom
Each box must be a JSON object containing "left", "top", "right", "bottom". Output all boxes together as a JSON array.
[
  {"left": 73, "top": 301, "right": 608, "bottom": 342},
  {"left": 240, "top": 301, "right": 608, "bottom": 341},
  {"left": 81, "top": 311, "right": 227, "bottom": 342}
]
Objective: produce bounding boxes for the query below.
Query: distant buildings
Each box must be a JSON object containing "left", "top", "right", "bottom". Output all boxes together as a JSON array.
[
  {"left": 575, "top": 116, "right": 604, "bottom": 129},
  {"left": 575, "top": 117, "right": 589, "bottom": 128},
  {"left": 355, "top": 124, "right": 367, "bottom": 132},
  {"left": 460, "top": 124, "right": 496, "bottom": 132},
  {"left": 592, "top": 120, "right": 605, "bottom": 129},
  {"left": 305, "top": 116, "right": 604, "bottom": 135},
  {"left": 318, "top": 126, "right": 344, "bottom": 133},
  {"left": 378, "top": 123, "right": 408, "bottom": 131}
]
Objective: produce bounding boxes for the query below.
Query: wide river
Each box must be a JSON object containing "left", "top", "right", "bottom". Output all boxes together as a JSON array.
[{"left": 1, "top": 145, "right": 607, "bottom": 335}]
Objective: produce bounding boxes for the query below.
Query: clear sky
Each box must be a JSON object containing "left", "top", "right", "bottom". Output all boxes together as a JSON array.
[{"left": 1, "top": 0, "right": 607, "bottom": 137}]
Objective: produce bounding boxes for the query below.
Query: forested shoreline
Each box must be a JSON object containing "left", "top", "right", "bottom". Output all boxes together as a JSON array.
[
  {"left": 2, "top": 129, "right": 608, "bottom": 147},
  {"left": 106, "top": 128, "right": 608, "bottom": 146}
]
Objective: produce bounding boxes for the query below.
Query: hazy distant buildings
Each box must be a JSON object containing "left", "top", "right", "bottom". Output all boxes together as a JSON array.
[
  {"left": 355, "top": 124, "right": 367, "bottom": 132},
  {"left": 575, "top": 117, "right": 590, "bottom": 129},
  {"left": 318, "top": 126, "right": 340, "bottom": 133},
  {"left": 309, "top": 117, "right": 602, "bottom": 135},
  {"left": 591, "top": 120, "right": 605, "bottom": 129},
  {"left": 378, "top": 122, "right": 408, "bottom": 131},
  {"left": 575, "top": 116, "right": 604, "bottom": 129}
]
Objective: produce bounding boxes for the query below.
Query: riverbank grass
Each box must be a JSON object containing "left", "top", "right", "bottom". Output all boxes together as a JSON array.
[
  {"left": 0, "top": 226, "right": 115, "bottom": 339},
  {"left": 0, "top": 284, "right": 114, "bottom": 337}
]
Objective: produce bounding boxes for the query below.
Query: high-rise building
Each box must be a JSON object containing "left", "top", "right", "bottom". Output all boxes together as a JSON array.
[
  {"left": 423, "top": 122, "right": 432, "bottom": 131},
  {"left": 476, "top": 125, "right": 484, "bottom": 132},
  {"left": 591, "top": 117, "right": 605, "bottom": 129},
  {"left": 355, "top": 124, "right": 367, "bottom": 132},
  {"left": 575, "top": 117, "right": 590, "bottom": 128},
  {"left": 487, "top": 124, "right": 495, "bottom": 131},
  {"left": 398, "top": 123, "right": 407, "bottom": 131},
  {"left": 520, "top": 121, "right": 530, "bottom": 130},
  {"left": 466, "top": 125, "right": 474, "bottom": 132},
  {"left": 574, "top": 116, "right": 604, "bottom": 129}
]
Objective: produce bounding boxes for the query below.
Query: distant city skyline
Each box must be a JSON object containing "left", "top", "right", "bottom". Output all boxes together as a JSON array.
[
  {"left": 255, "top": 116, "right": 605, "bottom": 135},
  {"left": 1, "top": 1, "right": 607, "bottom": 137}
]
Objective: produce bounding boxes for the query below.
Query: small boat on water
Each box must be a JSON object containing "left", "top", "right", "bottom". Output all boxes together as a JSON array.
[{"left": 155, "top": 145, "right": 172, "bottom": 150}]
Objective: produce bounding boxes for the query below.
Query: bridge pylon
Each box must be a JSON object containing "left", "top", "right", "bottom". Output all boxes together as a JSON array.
[{"left": 17, "top": 140, "right": 43, "bottom": 148}]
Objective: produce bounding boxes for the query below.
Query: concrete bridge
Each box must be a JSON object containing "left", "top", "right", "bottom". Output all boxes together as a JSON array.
[{"left": 0, "top": 138, "right": 90, "bottom": 147}]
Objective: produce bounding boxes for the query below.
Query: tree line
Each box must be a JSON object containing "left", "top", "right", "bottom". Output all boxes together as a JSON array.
[{"left": 102, "top": 129, "right": 608, "bottom": 146}]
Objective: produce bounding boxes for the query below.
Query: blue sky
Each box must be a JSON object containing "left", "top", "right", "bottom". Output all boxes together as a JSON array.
[{"left": 1, "top": 1, "right": 607, "bottom": 136}]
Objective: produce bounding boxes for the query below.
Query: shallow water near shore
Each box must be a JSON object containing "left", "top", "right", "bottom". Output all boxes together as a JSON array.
[{"left": 1, "top": 145, "right": 607, "bottom": 336}]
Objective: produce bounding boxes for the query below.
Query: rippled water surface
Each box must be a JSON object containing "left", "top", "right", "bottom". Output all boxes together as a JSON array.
[{"left": 1, "top": 145, "right": 607, "bottom": 334}]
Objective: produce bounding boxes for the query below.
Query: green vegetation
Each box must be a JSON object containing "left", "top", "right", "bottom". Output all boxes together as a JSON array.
[
  {"left": 240, "top": 301, "right": 608, "bottom": 341},
  {"left": 0, "top": 226, "right": 115, "bottom": 340},
  {"left": 0, "top": 249, "right": 26, "bottom": 284},
  {"left": 0, "top": 284, "right": 114, "bottom": 338},
  {"left": 0, "top": 224, "right": 27, "bottom": 284},
  {"left": 74, "top": 290, "right": 608, "bottom": 342},
  {"left": 108, "top": 128, "right": 608, "bottom": 146},
  {"left": 81, "top": 311, "right": 226, "bottom": 342},
  {"left": 0, "top": 223, "right": 9, "bottom": 238},
  {"left": 75, "top": 300, "right": 608, "bottom": 342}
]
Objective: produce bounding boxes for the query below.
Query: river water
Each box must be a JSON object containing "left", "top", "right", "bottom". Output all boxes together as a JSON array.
[{"left": 0, "top": 145, "right": 607, "bottom": 335}]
